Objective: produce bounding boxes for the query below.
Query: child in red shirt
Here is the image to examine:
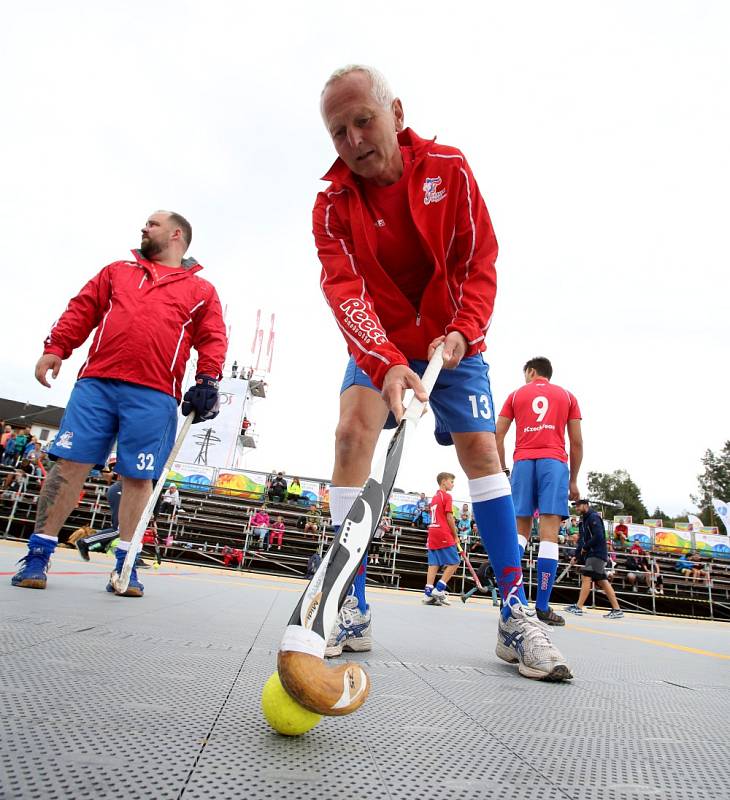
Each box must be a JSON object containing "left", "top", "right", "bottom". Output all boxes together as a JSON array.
[{"left": 424, "top": 472, "right": 461, "bottom": 606}]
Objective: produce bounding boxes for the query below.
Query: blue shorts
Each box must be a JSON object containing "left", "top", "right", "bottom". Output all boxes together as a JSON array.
[
  {"left": 511, "top": 458, "right": 569, "bottom": 517},
  {"left": 340, "top": 354, "right": 496, "bottom": 445},
  {"left": 428, "top": 545, "right": 461, "bottom": 567},
  {"left": 49, "top": 378, "right": 178, "bottom": 480}
]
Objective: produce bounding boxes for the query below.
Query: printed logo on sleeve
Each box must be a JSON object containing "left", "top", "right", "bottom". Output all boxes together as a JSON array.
[
  {"left": 55, "top": 431, "right": 74, "bottom": 449},
  {"left": 339, "top": 299, "right": 387, "bottom": 345},
  {"left": 423, "top": 176, "right": 447, "bottom": 205}
]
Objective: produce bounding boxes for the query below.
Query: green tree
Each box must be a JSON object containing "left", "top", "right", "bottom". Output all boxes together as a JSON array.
[
  {"left": 692, "top": 441, "right": 730, "bottom": 525},
  {"left": 587, "top": 469, "right": 648, "bottom": 522}
]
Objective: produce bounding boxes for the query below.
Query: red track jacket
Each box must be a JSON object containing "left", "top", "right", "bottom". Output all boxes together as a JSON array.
[
  {"left": 44, "top": 250, "right": 227, "bottom": 401},
  {"left": 313, "top": 128, "right": 498, "bottom": 389}
]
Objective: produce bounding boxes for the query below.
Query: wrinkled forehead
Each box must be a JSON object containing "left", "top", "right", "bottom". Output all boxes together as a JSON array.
[{"left": 322, "top": 72, "right": 381, "bottom": 126}]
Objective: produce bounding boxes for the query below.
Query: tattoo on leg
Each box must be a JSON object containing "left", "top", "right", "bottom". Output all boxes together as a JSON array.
[{"left": 36, "top": 463, "right": 69, "bottom": 533}]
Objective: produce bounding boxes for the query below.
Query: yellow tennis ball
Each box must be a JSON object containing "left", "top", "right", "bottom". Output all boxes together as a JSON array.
[{"left": 261, "top": 671, "right": 322, "bottom": 736}]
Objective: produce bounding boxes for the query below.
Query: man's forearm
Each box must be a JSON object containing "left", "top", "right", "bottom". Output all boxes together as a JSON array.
[{"left": 569, "top": 441, "right": 583, "bottom": 481}]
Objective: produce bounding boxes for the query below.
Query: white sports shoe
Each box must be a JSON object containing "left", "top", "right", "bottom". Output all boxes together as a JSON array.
[
  {"left": 325, "top": 596, "right": 372, "bottom": 658},
  {"left": 496, "top": 604, "right": 573, "bottom": 681},
  {"left": 431, "top": 587, "right": 451, "bottom": 605}
]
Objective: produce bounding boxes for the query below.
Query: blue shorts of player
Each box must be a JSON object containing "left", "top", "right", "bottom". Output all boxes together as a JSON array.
[
  {"left": 511, "top": 458, "right": 569, "bottom": 517},
  {"left": 340, "top": 354, "right": 496, "bottom": 444},
  {"left": 427, "top": 545, "right": 461, "bottom": 567},
  {"left": 49, "top": 378, "right": 177, "bottom": 480}
]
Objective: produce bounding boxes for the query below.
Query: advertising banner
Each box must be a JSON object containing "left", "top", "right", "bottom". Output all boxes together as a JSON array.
[
  {"left": 214, "top": 468, "right": 266, "bottom": 499},
  {"left": 168, "top": 462, "right": 217, "bottom": 492},
  {"left": 694, "top": 532, "right": 730, "bottom": 560}
]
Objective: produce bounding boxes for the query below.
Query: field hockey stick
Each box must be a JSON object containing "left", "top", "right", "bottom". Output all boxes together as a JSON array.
[
  {"left": 277, "top": 345, "right": 445, "bottom": 716},
  {"left": 456, "top": 539, "right": 489, "bottom": 593},
  {"left": 554, "top": 562, "right": 575, "bottom": 584},
  {"left": 111, "top": 412, "right": 194, "bottom": 594},
  {"left": 589, "top": 498, "right": 624, "bottom": 509}
]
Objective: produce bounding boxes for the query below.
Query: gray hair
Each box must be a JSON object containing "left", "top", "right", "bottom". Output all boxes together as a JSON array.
[{"left": 320, "top": 64, "right": 395, "bottom": 116}]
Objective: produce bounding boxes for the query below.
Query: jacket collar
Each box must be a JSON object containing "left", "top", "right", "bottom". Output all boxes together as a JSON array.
[
  {"left": 131, "top": 249, "right": 202, "bottom": 274},
  {"left": 321, "top": 127, "right": 436, "bottom": 187}
]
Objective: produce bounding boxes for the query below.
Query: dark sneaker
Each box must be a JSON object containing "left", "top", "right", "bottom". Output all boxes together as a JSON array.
[
  {"left": 536, "top": 606, "right": 566, "bottom": 626},
  {"left": 106, "top": 548, "right": 144, "bottom": 597},
  {"left": 76, "top": 538, "right": 90, "bottom": 562},
  {"left": 11, "top": 535, "right": 56, "bottom": 589},
  {"left": 564, "top": 603, "right": 583, "bottom": 616}
]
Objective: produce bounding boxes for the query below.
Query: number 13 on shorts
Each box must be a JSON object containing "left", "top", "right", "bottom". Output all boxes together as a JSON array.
[{"left": 468, "top": 394, "right": 492, "bottom": 419}]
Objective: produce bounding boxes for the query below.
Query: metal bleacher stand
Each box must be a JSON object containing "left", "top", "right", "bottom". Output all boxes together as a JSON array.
[{"left": 1, "top": 464, "right": 728, "bottom": 620}]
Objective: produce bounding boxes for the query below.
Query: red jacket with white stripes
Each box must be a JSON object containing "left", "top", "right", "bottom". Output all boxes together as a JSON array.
[
  {"left": 313, "top": 128, "right": 498, "bottom": 389},
  {"left": 43, "top": 250, "right": 227, "bottom": 401}
]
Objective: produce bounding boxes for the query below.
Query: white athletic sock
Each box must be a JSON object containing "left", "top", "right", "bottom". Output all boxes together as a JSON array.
[
  {"left": 329, "top": 486, "right": 361, "bottom": 527},
  {"left": 35, "top": 534, "right": 58, "bottom": 543},
  {"left": 116, "top": 540, "right": 131, "bottom": 551},
  {"left": 517, "top": 534, "right": 528, "bottom": 554},
  {"left": 537, "top": 540, "right": 559, "bottom": 560}
]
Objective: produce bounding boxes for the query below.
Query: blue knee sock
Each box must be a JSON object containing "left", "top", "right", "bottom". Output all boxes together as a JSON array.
[
  {"left": 535, "top": 540, "right": 559, "bottom": 612},
  {"left": 351, "top": 557, "right": 368, "bottom": 614},
  {"left": 469, "top": 473, "right": 527, "bottom": 620}
]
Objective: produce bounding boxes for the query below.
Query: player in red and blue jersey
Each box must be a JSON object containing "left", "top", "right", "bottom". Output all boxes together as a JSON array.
[
  {"left": 496, "top": 357, "right": 583, "bottom": 625},
  {"left": 424, "top": 472, "right": 461, "bottom": 606}
]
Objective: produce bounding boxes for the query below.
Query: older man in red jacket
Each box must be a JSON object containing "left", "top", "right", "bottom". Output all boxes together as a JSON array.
[
  {"left": 315, "top": 65, "right": 571, "bottom": 680},
  {"left": 12, "top": 210, "right": 227, "bottom": 597}
]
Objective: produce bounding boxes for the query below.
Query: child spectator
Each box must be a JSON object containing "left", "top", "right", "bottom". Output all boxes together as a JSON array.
[
  {"left": 250, "top": 508, "right": 270, "bottom": 549},
  {"left": 456, "top": 511, "right": 471, "bottom": 547},
  {"left": 270, "top": 516, "right": 285, "bottom": 550},
  {"left": 370, "top": 515, "right": 391, "bottom": 565},
  {"left": 287, "top": 477, "right": 303, "bottom": 503},
  {"left": 423, "top": 472, "right": 461, "bottom": 606}
]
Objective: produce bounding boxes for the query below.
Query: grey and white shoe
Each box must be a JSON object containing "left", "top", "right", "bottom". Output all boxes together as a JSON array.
[
  {"left": 604, "top": 608, "right": 624, "bottom": 619},
  {"left": 431, "top": 588, "right": 451, "bottom": 606},
  {"left": 496, "top": 605, "right": 573, "bottom": 681},
  {"left": 324, "top": 596, "right": 372, "bottom": 658},
  {"left": 422, "top": 594, "right": 442, "bottom": 606}
]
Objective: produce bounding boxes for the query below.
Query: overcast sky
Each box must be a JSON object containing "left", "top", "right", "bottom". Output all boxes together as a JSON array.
[{"left": 2, "top": 1, "right": 727, "bottom": 514}]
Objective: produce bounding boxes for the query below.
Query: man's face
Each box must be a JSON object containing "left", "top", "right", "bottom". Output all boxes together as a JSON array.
[
  {"left": 140, "top": 212, "right": 175, "bottom": 259},
  {"left": 321, "top": 71, "right": 404, "bottom": 184}
]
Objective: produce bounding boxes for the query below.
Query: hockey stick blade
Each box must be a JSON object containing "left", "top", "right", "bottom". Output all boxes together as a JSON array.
[
  {"left": 554, "top": 564, "right": 572, "bottom": 585},
  {"left": 278, "top": 345, "right": 445, "bottom": 716},
  {"left": 111, "top": 413, "right": 194, "bottom": 595}
]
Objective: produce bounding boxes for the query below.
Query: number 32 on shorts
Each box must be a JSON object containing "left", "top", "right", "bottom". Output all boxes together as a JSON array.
[
  {"left": 136, "top": 452, "right": 155, "bottom": 471},
  {"left": 468, "top": 394, "right": 492, "bottom": 419}
]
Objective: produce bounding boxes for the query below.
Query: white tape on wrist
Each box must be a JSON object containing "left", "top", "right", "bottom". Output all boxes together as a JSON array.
[{"left": 280, "top": 625, "right": 326, "bottom": 659}]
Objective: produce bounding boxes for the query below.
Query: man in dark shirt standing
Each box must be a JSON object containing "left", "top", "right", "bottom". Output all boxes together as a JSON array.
[{"left": 565, "top": 499, "right": 623, "bottom": 618}]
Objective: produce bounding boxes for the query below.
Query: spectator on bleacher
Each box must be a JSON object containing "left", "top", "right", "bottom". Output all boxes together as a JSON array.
[
  {"left": 625, "top": 542, "right": 652, "bottom": 593},
  {"left": 241, "top": 416, "right": 251, "bottom": 437},
  {"left": 414, "top": 492, "right": 429, "bottom": 529},
  {"left": 613, "top": 521, "right": 629, "bottom": 549},
  {"left": 2, "top": 469, "right": 26, "bottom": 499},
  {"left": 456, "top": 511, "right": 471, "bottom": 546},
  {"left": 305, "top": 505, "right": 323, "bottom": 537},
  {"left": 13, "top": 429, "right": 30, "bottom": 462},
  {"left": 470, "top": 519, "right": 481, "bottom": 550},
  {"left": 251, "top": 508, "right": 270, "bottom": 549},
  {"left": 370, "top": 515, "right": 391, "bottom": 565},
  {"left": 558, "top": 519, "right": 569, "bottom": 545},
  {"left": 2, "top": 431, "right": 17, "bottom": 465},
  {"left": 270, "top": 516, "right": 285, "bottom": 550},
  {"left": 568, "top": 516, "right": 580, "bottom": 546},
  {"left": 650, "top": 558, "right": 664, "bottom": 595},
  {"left": 287, "top": 477, "right": 303, "bottom": 503},
  {"left": 159, "top": 484, "right": 182, "bottom": 516},
  {"left": 676, "top": 553, "right": 706, "bottom": 584},
  {"left": 268, "top": 472, "right": 288, "bottom": 503},
  {"left": 222, "top": 545, "right": 243, "bottom": 568}
]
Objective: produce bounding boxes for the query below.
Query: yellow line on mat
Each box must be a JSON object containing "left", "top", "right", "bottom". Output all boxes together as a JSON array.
[{"left": 569, "top": 624, "right": 730, "bottom": 660}]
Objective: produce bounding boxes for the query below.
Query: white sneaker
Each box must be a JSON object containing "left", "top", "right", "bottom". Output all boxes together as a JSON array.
[
  {"left": 422, "top": 593, "right": 442, "bottom": 605},
  {"left": 324, "top": 596, "right": 372, "bottom": 658},
  {"left": 431, "top": 587, "right": 451, "bottom": 605},
  {"left": 495, "top": 605, "right": 573, "bottom": 681}
]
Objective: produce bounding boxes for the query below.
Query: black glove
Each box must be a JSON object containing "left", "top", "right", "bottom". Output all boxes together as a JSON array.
[{"left": 182, "top": 374, "right": 220, "bottom": 423}]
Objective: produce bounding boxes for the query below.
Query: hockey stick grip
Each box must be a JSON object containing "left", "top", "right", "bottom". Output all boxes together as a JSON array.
[{"left": 403, "top": 343, "right": 444, "bottom": 421}]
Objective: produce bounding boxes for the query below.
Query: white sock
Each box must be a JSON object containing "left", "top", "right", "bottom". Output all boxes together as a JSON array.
[
  {"left": 329, "top": 486, "right": 361, "bottom": 527},
  {"left": 116, "top": 540, "right": 131, "bottom": 551},
  {"left": 35, "top": 534, "right": 58, "bottom": 543},
  {"left": 537, "top": 540, "right": 559, "bottom": 560}
]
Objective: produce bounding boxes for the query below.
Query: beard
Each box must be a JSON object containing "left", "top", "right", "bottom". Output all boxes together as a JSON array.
[{"left": 139, "top": 237, "right": 163, "bottom": 259}]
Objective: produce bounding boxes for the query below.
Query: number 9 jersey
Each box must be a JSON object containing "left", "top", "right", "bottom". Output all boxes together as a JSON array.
[{"left": 499, "top": 378, "right": 581, "bottom": 463}]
